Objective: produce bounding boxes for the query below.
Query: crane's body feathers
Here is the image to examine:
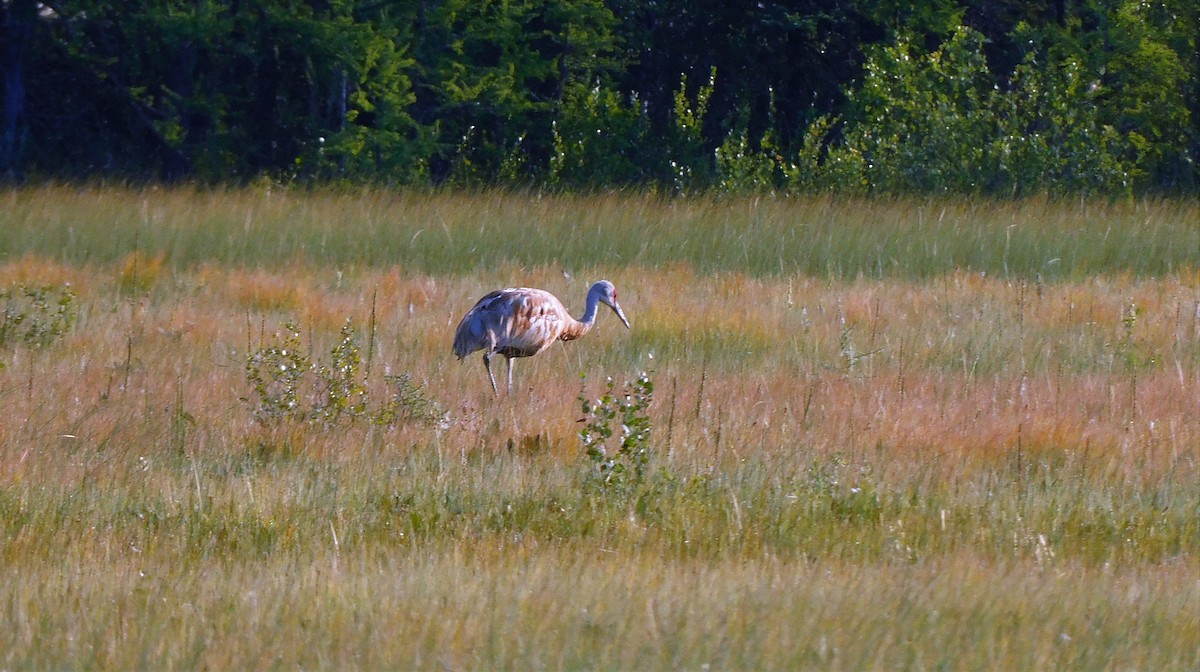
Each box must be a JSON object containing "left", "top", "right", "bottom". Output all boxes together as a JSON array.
[{"left": 453, "top": 281, "right": 630, "bottom": 394}]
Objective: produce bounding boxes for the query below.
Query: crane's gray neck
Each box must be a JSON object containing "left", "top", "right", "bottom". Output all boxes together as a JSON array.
[
  {"left": 561, "top": 288, "right": 602, "bottom": 341},
  {"left": 578, "top": 289, "right": 601, "bottom": 326}
]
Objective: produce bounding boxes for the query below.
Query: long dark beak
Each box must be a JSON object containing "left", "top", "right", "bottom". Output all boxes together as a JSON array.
[{"left": 610, "top": 302, "right": 631, "bottom": 329}]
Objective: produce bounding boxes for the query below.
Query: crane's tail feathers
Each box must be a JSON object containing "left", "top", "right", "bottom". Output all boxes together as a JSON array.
[
  {"left": 452, "top": 339, "right": 474, "bottom": 360},
  {"left": 452, "top": 322, "right": 488, "bottom": 360},
  {"left": 452, "top": 330, "right": 472, "bottom": 359}
]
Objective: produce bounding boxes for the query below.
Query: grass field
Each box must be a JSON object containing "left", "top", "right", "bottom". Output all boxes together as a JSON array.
[{"left": 0, "top": 186, "right": 1197, "bottom": 670}]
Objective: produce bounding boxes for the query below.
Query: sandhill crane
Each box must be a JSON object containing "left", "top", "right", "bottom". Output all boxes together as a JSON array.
[{"left": 452, "top": 280, "right": 631, "bottom": 394}]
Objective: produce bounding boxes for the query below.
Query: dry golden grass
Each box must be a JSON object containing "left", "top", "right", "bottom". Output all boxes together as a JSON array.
[{"left": 0, "top": 188, "right": 1197, "bottom": 669}]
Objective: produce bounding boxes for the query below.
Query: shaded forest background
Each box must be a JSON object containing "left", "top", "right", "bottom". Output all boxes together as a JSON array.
[{"left": 1, "top": 0, "right": 1196, "bottom": 195}]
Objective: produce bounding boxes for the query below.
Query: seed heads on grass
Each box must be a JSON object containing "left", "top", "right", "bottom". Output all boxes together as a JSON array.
[{"left": 835, "top": 304, "right": 881, "bottom": 375}]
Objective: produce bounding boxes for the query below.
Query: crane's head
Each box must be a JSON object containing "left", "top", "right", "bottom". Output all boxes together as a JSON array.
[{"left": 592, "top": 280, "right": 631, "bottom": 329}]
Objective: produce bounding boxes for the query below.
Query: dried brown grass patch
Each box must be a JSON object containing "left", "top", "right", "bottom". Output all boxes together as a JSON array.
[
  {"left": 0, "top": 254, "right": 91, "bottom": 289},
  {"left": 211, "top": 267, "right": 370, "bottom": 332},
  {"left": 373, "top": 269, "right": 442, "bottom": 313},
  {"left": 116, "top": 250, "right": 165, "bottom": 294},
  {"left": 222, "top": 267, "right": 310, "bottom": 313}
]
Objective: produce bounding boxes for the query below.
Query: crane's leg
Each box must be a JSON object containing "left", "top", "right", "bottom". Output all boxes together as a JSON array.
[
  {"left": 506, "top": 356, "right": 514, "bottom": 393},
  {"left": 482, "top": 352, "right": 498, "bottom": 395}
]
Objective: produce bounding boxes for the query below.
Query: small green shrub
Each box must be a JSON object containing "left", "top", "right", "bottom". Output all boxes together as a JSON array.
[
  {"left": 244, "top": 322, "right": 311, "bottom": 423},
  {"left": 0, "top": 284, "right": 78, "bottom": 349},
  {"left": 244, "top": 318, "right": 443, "bottom": 428},
  {"left": 579, "top": 371, "right": 655, "bottom": 491},
  {"left": 377, "top": 372, "right": 447, "bottom": 429},
  {"left": 312, "top": 320, "right": 370, "bottom": 426}
]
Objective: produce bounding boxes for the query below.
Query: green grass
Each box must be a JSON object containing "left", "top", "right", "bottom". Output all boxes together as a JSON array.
[
  {"left": 0, "top": 186, "right": 1197, "bottom": 670},
  {"left": 1, "top": 186, "right": 1196, "bottom": 278},
  {"left": 2, "top": 446, "right": 1196, "bottom": 669}
]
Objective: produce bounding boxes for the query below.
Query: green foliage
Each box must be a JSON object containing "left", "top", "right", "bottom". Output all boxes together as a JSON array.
[
  {"left": 667, "top": 70, "right": 717, "bottom": 193},
  {"left": 377, "top": 372, "right": 448, "bottom": 429},
  {"left": 579, "top": 372, "right": 655, "bottom": 491},
  {"left": 244, "top": 318, "right": 443, "bottom": 428},
  {"left": 1096, "top": 1, "right": 1194, "bottom": 189},
  {"left": 848, "top": 27, "right": 992, "bottom": 193},
  {"left": 0, "top": 284, "right": 78, "bottom": 349},
  {"left": 321, "top": 22, "right": 429, "bottom": 183},
  {"left": 715, "top": 113, "right": 781, "bottom": 194},
  {"left": 1116, "top": 301, "right": 1157, "bottom": 372},
  {"left": 782, "top": 115, "right": 861, "bottom": 193},
  {"left": 821, "top": 24, "right": 1155, "bottom": 195},
  {"left": 312, "top": 320, "right": 370, "bottom": 427},
  {"left": 244, "top": 322, "right": 311, "bottom": 423},
  {"left": 549, "top": 83, "right": 655, "bottom": 187},
  {"left": 415, "top": 0, "right": 621, "bottom": 184},
  {"left": 4, "top": 0, "right": 1196, "bottom": 193}
]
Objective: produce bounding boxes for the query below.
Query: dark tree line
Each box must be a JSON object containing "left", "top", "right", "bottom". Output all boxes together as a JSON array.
[{"left": 2, "top": 0, "right": 1196, "bottom": 194}]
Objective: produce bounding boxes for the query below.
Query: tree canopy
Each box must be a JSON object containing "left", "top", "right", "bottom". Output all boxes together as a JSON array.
[{"left": 2, "top": 0, "right": 1196, "bottom": 194}]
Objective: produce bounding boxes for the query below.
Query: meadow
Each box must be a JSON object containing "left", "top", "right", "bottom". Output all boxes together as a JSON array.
[{"left": 0, "top": 185, "right": 1197, "bottom": 670}]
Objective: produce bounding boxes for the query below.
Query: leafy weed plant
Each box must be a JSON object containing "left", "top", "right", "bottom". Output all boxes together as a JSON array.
[
  {"left": 377, "top": 373, "right": 448, "bottom": 429},
  {"left": 579, "top": 371, "right": 655, "bottom": 491},
  {"left": 312, "top": 320, "right": 370, "bottom": 426},
  {"left": 244, "top": 322, "right": 310, "bottom": 423},
  {"left": 245, "top": 318, "right": 443, "bottom": 428},
  {"left": 0, "top": 284, "right": 78, "bottom": 349}
]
